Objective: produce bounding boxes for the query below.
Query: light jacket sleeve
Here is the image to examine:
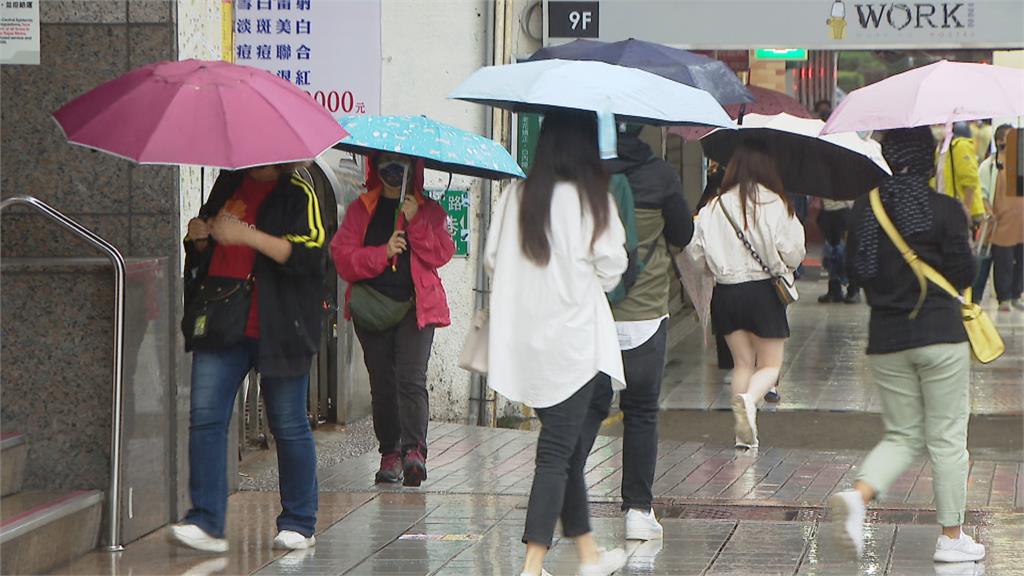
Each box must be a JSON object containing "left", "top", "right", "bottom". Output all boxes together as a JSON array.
[
  {"left": 405, "top": 200, "right": 456, "bottom": 270},
  {"left": 592, "top": 194, "right": 628, "bottom": 292},
  {"left": 775, "top": 208, "right": 807, "bottom": 271},
  {"left": 276, "top": 176, "right": 327, "bottom": 276},
  {"left": 484, "top": 187, "right": 512, "bottom": 276},
  {"left": 330, "top": 201, "right": 390, "bottom": 283},
  {"left": 686, "top": 208, "right": 708, "bottom": 271}
]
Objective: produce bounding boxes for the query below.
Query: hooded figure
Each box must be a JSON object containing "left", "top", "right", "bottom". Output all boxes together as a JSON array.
[{"left": 581, "top": 124, "right": 694, "bottom": 540}]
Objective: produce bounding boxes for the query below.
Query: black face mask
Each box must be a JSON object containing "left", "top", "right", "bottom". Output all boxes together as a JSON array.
[{"left": 379, "top": 162, "right": 407, "bottom": 188}]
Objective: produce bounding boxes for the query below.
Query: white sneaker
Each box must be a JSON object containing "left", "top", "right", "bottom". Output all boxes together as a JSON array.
[
  {"left": 934, "top": 533, "right": 986, "bottom": 563},
  {"left": 731, "top": 394, "right": 757, "bottom": 447},
  {"left": 625, "top": 508, "right": 663, "bottom": 541},
  {"left": 826, "top": 491, "right": 865, "bottom": 558},
  {"left": 273, "top": 530, "right": 316, "bottom": 550},
  {"left": 167, "top": 523, "right": 228, "bottom": 553},
  {"left": 579, "top": 547, "right": 627, "bottom": 576},
  {"left": 519, "top": 571, "right": 553, "bottom": 576}
]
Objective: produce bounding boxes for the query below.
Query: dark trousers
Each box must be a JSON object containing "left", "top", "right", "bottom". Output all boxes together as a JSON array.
[
  {"left": 586, "top": 321, "right": 668, "bottom": 512},
  {"left": 973, "top": 255, "right": 993, "bottom": 303},
  {"left": 523, "top": 376, "right": 603, "bottom": 546},
  {"left": 817, "top": 208, "right": 858, "bottom": 291},
  {"left": 992, "top": 243, "right": 1024, "bottom": 303},
  {"left": 355, "top": 311, "right": 434, "bottom": 457}
]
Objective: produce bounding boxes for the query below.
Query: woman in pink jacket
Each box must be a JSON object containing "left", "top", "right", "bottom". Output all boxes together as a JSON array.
[{"left": 330, "top": 152, "right": 455, "bottom": 487}]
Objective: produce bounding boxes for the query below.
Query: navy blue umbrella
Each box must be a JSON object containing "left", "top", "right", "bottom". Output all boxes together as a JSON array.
[{"left": 526, "top": 38, "right": 754, "bottom": 106}]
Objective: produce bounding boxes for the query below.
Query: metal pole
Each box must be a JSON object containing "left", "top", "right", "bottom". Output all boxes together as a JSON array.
[{"left": 0, "top": 196, "right": 126, "bottom": 551}]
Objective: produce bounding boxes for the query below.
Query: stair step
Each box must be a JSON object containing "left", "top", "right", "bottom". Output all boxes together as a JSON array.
[
  {"left": 1, "top": 490, "right": 104, "bottom": 575},
  {"left": 0, "top": 432, "right": 27, "bottom": 497}
]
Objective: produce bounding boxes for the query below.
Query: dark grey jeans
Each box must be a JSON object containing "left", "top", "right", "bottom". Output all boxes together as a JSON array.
[
  {"left": 586, "top": 320, "right": 668, "bottom": 512},
  {"left": 523, "top": 375, "right": 603, "bottom": 547},
  {"left": 354, "top": 311, "right": 434, "bottom": 457},
  {"left": 992, "top": 243, "right": 1024, "bottom": 303}
]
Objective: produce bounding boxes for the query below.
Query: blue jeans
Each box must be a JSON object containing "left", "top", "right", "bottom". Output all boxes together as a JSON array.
[
  {"left": 822, "top": 241, "right": 848, "bottom": 284},
  {"left": 185, "top": 339, "right": 318, "bottom": 538}
]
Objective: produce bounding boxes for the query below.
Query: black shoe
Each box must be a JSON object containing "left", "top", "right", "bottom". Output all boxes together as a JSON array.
[
  {"left": 764, "top": 389, "right": 781, "bottom": 403},
  {"left": 818, "top": 280, "right": 843, "bottom": 303},
  {"left": 843, "top": 290, "right": 862, "bottom": 304}
]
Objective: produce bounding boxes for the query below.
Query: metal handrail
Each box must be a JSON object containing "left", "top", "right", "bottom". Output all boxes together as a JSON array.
[{"left": 0, "top": 196, "right": 126, "bottom": 552}]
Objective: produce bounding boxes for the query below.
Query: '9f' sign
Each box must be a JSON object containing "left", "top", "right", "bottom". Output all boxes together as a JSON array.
[
  {"left": 548, "top": 1, "right": 600, "bottom": 38},
  {"left": 568, "top": 9, "right": 593, "bottom": 31}
]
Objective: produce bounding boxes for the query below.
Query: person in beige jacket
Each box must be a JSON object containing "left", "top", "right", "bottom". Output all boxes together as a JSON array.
[{"left": 989, "top": 129, "right": 1024, "bottom": 311}]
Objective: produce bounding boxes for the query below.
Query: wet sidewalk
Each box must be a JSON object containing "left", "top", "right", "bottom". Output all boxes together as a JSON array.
[
  {"left": 661, "top": 277, "right": 1024, "bottom": 415},
  {"left": 58, "top": 423, "right": 1023, "bottom": 575}
]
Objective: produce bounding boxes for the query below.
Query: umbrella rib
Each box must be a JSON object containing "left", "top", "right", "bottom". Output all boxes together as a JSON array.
[
  {"left": 245, "top": 81, "right": 323, "bottom": 157},
  {"left": 135, "top": 79, "right": 196, "bottom": 163}
]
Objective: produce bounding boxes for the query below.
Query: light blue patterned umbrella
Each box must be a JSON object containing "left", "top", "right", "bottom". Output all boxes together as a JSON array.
[{"left": 334, "top": 114, "right": 525, "bottom": 180}]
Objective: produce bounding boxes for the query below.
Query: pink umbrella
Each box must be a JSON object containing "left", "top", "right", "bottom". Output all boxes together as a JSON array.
[
  {"left": 675, "top": 247, "right": 715, "bottom": 346},
  {"left": 53, "top": 59, "right": 348, "bottom": 170},
  {"left": 670, "top": 86, "right": 814, "bottom": 141},
  {"left": 822, "top": 60, "right": 1024, "bottom": 135}
]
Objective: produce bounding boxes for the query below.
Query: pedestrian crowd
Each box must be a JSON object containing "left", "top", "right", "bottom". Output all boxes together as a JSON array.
[{"left": 157, "top": 60, "right": 1020, "bottom": 576}]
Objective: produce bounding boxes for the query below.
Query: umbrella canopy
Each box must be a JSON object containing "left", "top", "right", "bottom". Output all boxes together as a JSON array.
[
  {"left": 449, "top": 60, "right": 735, "bottom": 129},
  {"left": 525, "top": 38, "right": 754, "bottom": 106},
  {"left": 335, "top": 114, "right": 525, "bottom": 180},
  {"left": 53, "top": 59, "right": 348, "bottom": 170},
  {"left": 822, "top": 60, "right": 1024, "bottom": 135},
  {"left": 670, "top": 85, "right": 815, "bottom": 140},
  {"left": 701, "top": 113, "right": 891, "bottom": 200}
]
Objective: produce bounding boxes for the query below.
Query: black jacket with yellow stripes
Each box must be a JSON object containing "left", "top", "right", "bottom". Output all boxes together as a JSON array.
[{"left": 183, "top": 170, "right": 327, "bottom": 378}]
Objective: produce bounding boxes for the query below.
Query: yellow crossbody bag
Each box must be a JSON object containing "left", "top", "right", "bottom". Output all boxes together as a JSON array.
[{"left": 869, "top": 189, "right": 1004, "bottom": 364}]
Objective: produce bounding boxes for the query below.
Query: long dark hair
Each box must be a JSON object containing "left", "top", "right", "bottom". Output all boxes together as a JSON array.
[
  {"left": 519, "top": 109, "right": 610, "bottom": 265},
  {"left": 719, "top": 139, "right": 790, "bottom": 229}
]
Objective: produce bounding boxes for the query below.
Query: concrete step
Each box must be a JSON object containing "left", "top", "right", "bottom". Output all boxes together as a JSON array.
[
  {"left": 1, "top": 490, "right": 104, "bottom": 575},
  {"left": 1, "top": 432, "right": 27, "bottom": 497}
]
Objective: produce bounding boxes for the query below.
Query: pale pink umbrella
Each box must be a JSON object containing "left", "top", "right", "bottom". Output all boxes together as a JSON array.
[
  {"left": 821, "top": 60, "right": 1024, "bottom": 136},
  {"left": 676, "top": 245, "right": 715, "bottom": 346},
  {"left": 53, "top": 59, "right": 348, "bottom": 170}
]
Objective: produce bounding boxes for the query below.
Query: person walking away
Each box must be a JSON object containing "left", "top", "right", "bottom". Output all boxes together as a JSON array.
[
  {"left": 699, "top": 161, "right": 736, "bottom": 374},
  {"left": 831, "top": 127, "right": 984, "bottom": 564},
  {"left": 687, "top": 140, "right": 806, "bottom": 449},
  {"left": 973, "top": 124, "right": 1012, "bottom": 303},
  {"left": 935, "top": 122, "right": 986, "bottom": 223},
  {"left": 817, "top": 198, "right": 861, "bottom": 303},
  {"left": 331, "top": 152, "right": 455, "bottom": 487},
  {"left": 989, "top": 128, "right": 1024, "bottom": 312},
  {"left": 582, "top": 124, "right": 693, "bottom": 541},
  {"left": 486, "top": 110, "right": 628, "bottom": 576},
  {"left": 171, "top": 163, "right": 325, "bottom": 553}
]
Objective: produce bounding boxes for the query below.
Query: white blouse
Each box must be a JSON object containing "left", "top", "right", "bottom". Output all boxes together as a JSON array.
[
  {"left": 484, "top": 181, "right": 628, "bottom": 409},
  {"left": 688, "top": 184, "right": 806, "bottom": 289}
]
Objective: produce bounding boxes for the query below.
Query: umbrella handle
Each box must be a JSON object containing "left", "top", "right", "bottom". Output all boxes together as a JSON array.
[{"left": 392, "top": 164, "right": 410, "bottom": 272}]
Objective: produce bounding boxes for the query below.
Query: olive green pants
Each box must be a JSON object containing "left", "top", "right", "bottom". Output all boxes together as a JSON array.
[{"left": 857, "top": 342, "right": 971, "bottom": 527}]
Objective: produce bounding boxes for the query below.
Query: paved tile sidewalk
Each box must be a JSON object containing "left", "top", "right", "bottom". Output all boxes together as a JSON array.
[
  {"left": 320, "top": 423, "right": 1024, "bottom": 514},
  {"left": 661, "top": 278, "right": 1024, "bottom": 415}
]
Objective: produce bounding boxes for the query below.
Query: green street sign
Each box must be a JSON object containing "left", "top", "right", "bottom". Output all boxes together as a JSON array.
[
  {"left": 425, "top": 188, "right": 471, "bottom": 258},
  {"left": 517, "top": 112, "right": 543, "bottom": 173},
  {"left": 754, "top": 48, "right": 808, "bottom": 61}
]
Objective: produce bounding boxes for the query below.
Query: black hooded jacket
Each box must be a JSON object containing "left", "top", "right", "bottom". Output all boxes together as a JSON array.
[
  {"left": 183, "top": 170, "right": 327, "bottom": 378},
  {"left": 604, "top": 134, "right": 693, "bottom": 320}
]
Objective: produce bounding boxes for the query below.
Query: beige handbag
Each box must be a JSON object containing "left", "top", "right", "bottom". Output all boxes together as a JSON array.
[
  {"left": 458, "top": 309, "right": 489, "bottom": 374},
  {"left": 459, "top": 194, "right": 511, "bottom": 375}
]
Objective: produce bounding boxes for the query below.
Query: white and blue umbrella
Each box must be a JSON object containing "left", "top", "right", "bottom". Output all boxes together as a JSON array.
[
  {"left": 334, "top": 114, "right": 525, "bottom": 180},
  {"left": 449, "top": 59, "right": 735, "bottom": 128}
]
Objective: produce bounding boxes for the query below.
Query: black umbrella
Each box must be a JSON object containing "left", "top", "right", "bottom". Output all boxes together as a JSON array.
[
  {"left": 701, "top": 113, "right": 892, "bottom": 200},
  {"left": 526, "top": 38, "right": 754, "bottom": 106}
]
